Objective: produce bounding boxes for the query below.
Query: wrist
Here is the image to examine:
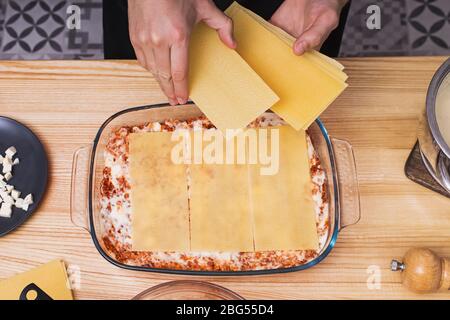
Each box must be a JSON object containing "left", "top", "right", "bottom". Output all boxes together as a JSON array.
[
  {"left": 326, "top": 0, "right": 348, "bottom": 15},
  {"left": 336, "top": 0, "right": 349, "bottom": 10}
]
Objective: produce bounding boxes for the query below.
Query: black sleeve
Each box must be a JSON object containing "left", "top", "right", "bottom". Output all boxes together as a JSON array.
[
  {"left": 214, "top": 0, "right": 284, "bottom": 19},
  {"left": 103, "top": 0, "right": 285, "bottom": 59},
  {"left": 321, "top": 1, "right": 350, "bottom": 57},
  {"left": 103, "top": 0, "right": 134, "bottom": 59}
]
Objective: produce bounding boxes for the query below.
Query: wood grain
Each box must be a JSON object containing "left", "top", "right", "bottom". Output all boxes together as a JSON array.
[{"left": 0, "top": 57, "right": 450, "bottom": 300}]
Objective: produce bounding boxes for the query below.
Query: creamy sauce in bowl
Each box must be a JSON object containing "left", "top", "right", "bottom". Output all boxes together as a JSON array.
[{"left": 436, "top": 74, "right": 450, "bottom": 150}]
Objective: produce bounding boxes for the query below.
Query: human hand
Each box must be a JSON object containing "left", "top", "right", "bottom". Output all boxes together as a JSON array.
[
  {"left": 128, "top": 0, "right": 236, "bottom": 105},
  {"left": 270, "top": 0, "right": 347, "bottom": 55}
]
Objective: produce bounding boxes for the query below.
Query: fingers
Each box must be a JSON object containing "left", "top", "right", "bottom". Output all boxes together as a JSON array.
[
  {"left": 293, "top": 23, "right": 329, "bottom": 55},
  {"left": 129, "top": 29, "right": 157, "bottom": 75},
  {"left": 153, "top": 45, "right": 177, "bottom": 106},
  {"left": 144, "top": 49, "right": 156, "bottom": 75},
  {"left": 201, "top": 1, "right": 236, "bottom": 49},
  {"left": 128, "top": 0, "right": 235, "bottom": 105},
  {"left": 134, "top": 47, "right": 147, "bottom": 69},
  {"left": 132, "top": 37, "right": 188, "bottom": 106},
  {"left": 170, "top": 40, "right": 189, "bottom": 105},
  {"left": 293, "top": 13, "right": 339, "bottom": 55}
]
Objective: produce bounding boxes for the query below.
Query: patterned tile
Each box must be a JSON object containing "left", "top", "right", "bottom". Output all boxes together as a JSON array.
[
  {"left": 340, "top": 0, "right": 409, "bottom": 57},
  {"left": 0, "top": 1, "right": 447, "bottom": 59},
  {"left": 3, "top": 1, "right": 67, "bottom": 55},
  {"left": 0, "top": 0, "right": 6, "bottom": 48},
  {"left": 0, "top": 0, "right": 103, "bottom": 59},
  {"left": 405, "top": 0, "right": 450, "bottom": 55},
  {"left": 65, "top": 0, "right": 103, "bottom": 57},
  {"left": 340, "top": 0, "right": 450, "bottom": 57}
]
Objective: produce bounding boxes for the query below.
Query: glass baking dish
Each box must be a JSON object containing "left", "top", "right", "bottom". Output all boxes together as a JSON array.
[
  {"left": 133, "top": 281, "right": 244, "bottom": 300},
  {"left": 71, "top": 103, "right": 360, "bottom": 275}
]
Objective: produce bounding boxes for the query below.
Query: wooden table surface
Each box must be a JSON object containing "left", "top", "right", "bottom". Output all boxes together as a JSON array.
[{"left": 0, "top": 57, "right": 449, "bottom": 300}]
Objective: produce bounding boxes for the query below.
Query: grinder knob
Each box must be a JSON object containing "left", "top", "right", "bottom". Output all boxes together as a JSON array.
[{"left": 391, "top": 247, "right": 450, "bottom": 294}]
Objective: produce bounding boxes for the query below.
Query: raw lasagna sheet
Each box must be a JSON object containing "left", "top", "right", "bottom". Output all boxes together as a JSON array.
[
  {"left": 237, "top": 4, "right": 348, "bottom": 83},
  {"left": 189, "top": 22, "right": 279, "bottom": 132},
  {"left": 249, "top": 127, "right": 319, "bottom": 251},
  {"left": 129, "top": 132, "right": 190, "bottom": 251},
  {"left": 189, "top": 131, "right": 254, "bottom": 252},
  {"left": 226, "top": 3, "right": 348, "bottom": 130}
]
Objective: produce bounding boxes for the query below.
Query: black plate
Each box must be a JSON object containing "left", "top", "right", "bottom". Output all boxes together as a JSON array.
[{"left": 0, "top": 117, "right": 48, "bottom": 237}]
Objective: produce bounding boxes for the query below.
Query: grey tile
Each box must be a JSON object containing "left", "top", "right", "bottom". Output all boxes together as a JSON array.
[
  {"left": 64, "top": 0, "right": 103, "bottom": 56},
  {"left": 405, "top": 0, "right": 450, "bottom": 56},
  {"left": 2, "top": 1, "right": 446, "bottom": 60},
  {"left": 0, "top": 0, "right": 103, "bottom": 60},
  {"left": 2, "top": 1, "right": 67, "bottom": 55},
  {"left": 0, "top": 0, "right": 7, "bottom": 48},
  {"left": 340, "top": 0, "right": 450, "bottom": 57},
  {"left": 340, "top": 0, "right": 409, "bottom": 57}
]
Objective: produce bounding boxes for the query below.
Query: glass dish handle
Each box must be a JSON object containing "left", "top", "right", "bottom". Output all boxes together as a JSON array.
[
  {"left": 70, "top": 145, "right": 92, "bottom": 232},
  {"left": 331, "top": 138, "right": 361, "bottom": 230}
]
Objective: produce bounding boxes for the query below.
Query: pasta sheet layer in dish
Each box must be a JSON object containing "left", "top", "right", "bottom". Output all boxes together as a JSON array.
[{"left": 99, "top": 115, "right": 330, "bottom": 271}]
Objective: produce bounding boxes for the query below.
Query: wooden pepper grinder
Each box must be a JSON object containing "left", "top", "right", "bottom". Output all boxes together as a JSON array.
[{"left": 391, "top": 247, "right": 450, "bottom": 293}]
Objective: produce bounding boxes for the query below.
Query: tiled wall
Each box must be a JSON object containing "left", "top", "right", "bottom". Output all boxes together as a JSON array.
[
  {"left": 340, "top": 0, "right": 450, "bottom": 56},
  {"left": 0, "top": 0, "right": 448, "bottom": 59},
  {"left": 0, "top": 0, "right": 103, "bottom": 59}
]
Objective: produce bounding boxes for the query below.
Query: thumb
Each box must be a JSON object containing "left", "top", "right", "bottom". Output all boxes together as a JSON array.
[
  {"left": 200, "top": 2, "right": 236, "bottom": 49},
  {"left": 293, "top": 16, "right": 336, "bottom": 55}
]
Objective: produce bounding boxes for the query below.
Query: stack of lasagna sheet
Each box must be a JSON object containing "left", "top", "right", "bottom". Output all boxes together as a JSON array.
[{"left": 189, "top": 2, "right": 348, "bottom": 132}]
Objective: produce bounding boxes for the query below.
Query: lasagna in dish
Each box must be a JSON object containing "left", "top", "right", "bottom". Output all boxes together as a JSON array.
[{"left": 100, "top": 115, "right": 330, "bottom": 271}]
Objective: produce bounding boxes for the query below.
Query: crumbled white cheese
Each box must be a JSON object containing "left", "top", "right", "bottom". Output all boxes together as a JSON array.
[
  {"left": 0, "top": 203, "right": 12, "bottom": 218},
  {"left": 0, "top": 146, "right": 32, "bottom": 219},
  {"left": 11, "top": 189, "right": 20, "bottom": 200},
  {"left": 15, "top": 197, "right": 23, "bottom": 208},
  {"left": 151, "top": 122, "right": 162, "bottom": 132},
  {"left": 2, "top": 157, "right": 12, "bottom": 174},
  {"left": 5, "top": 147, "right": 16, "bottom": 158},
  {"left": 14, "top": 198, "right": 28, "bottom": 211},
  {"left": 2, "top": 194, "right": 14, "bottom": 205},
  {"left": 24, "top": 194, "right": 33, "bottom": 205},
  {"left": 4, "top": 172, "right": 12, "bottom": 181},
  {"left": 111, "top": 164, "right": 122, "bottom": 177}
]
